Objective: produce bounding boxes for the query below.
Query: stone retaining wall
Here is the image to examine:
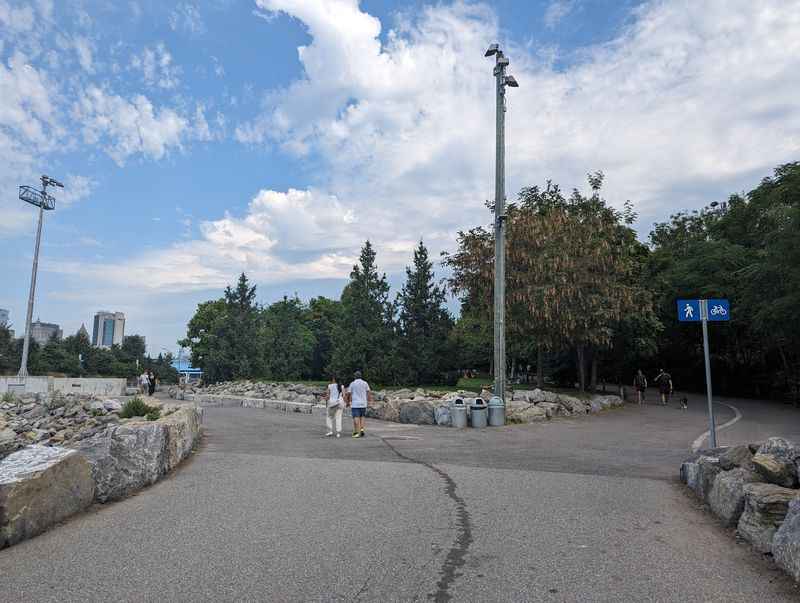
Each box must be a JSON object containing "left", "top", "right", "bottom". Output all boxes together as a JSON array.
[
  {"left": 680, "top": 437, "right": 800, "bottom": 583},
  {"left": 0, "top": 377, "right": 126, "bottom": 396},
  {"left": 0, "top": 404, "right": 202, "bottom": 548}
]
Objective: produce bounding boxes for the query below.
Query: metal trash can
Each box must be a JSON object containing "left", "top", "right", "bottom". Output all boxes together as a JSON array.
[
  {"left": 487, "top": 395, "right": 506, "bottom": 426},
  {"left": 450, "top": 398, "right": 468, "bottom": 429},
  {"left": 470, "top": 398, "right": 488, "bottom": 428}
]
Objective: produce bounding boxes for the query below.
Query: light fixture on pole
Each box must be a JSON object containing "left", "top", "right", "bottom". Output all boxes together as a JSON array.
[
  {"left": 485, "top": 43, "right": 518, "bottom": 404},
  {"left": 18, "top": 174, "right": 63, "bottom": 378}
]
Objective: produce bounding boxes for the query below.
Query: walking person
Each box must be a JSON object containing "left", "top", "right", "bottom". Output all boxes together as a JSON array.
[
  {"left": 139, "top": 371, "right": 149, "bottom": 396},
  {"left": 324, "top": 375, "right": 344, "bottom": 438},
  {"left": 147, "top": 369, "right": 156, "bottom": 396},
  {"left": 347, "top": 371, "right": 371, "bottom": 438},
  {"left": 633, "top": 369, "right": 648, "bottom": 405},
  {"left": 653, "top": 368, "right": 673, "bottom": 406}
]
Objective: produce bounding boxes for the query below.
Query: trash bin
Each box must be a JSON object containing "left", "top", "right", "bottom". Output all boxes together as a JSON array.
[
  {"left": 487, "top": 395, "right": 506, "bottom": 426},
  {"left": 470, "top": 398, "right": 488, "bottom": 428},
  {"left": 450, "top": 398, "right": 467, "bottom": 429}
]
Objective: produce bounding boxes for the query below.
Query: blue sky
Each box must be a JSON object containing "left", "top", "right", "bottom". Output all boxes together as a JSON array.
[{"left": 1, "top": 0, "right": 798, "bottom": 356}]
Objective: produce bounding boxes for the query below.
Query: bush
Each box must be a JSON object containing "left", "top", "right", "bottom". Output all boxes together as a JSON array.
[
  {"left": 119, "top": 396, "right": 155, "bottom": 419},
  {"left": 1, "top": 391, "right": 15, "bottom": 404},
  {"left": 145, "top": 409, "right": 161, "bottom": 421}
]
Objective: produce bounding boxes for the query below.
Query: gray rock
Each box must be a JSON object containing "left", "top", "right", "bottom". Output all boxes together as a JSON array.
[
  {"left": 0, "top": 428, "right": 17, "bottom": 457},
  {"left": 682, "top": 455, "right": 722, "bottom": 501},
  {"left": 708, "top": 467, "right": 761, "bottom": 526},
  {"left": 535, "top": 402, "right": 560, "bottom": 418},
  {"left": 773, "top": 497, "right": 800, "bottom": 583},
  {"left": 718, "top": 445, "right": 754, "bottom": 471},
  {"left": 398, "top": 401, "right": 435, "bottom": 425},
  {"left": 557, "top": 395, "right": 587, "bottom": 415},
  {"left": 587, "top": 400, "right": 602, "bottom": 414},
  {"left": 508, "top": 404, "right": 548, "bottom": 423},
  {"left": 72, "top": 422, "right": 169, "bottom": 503},
  {"left": 0, "top": 445, "right": 94, "bottom": 549},
  {"left": 737, "top": 482, "right": 798, "bottom": 553},
  {"left": 434, "top": 405, "right": 451, "bottom": 427},
  {"left": 102, "top": 399, "right": 122, "bottom": 412},
  {"left": 752, "top": 453, "right": 798, "bottom": 488}
]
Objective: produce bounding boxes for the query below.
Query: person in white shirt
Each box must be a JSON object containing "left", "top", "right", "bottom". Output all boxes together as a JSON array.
[
  {"left": 346, "top": 371, "right": 372, "bottom": 438},
  {"left": 139, "top": 372, "right": 149, "bottom": 396},
  {"left": 324, "top": 376, "right": 344, "bottom": 438}
]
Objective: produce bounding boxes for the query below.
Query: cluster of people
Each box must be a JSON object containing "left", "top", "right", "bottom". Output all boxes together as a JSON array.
[
  {"left": 323, "top": 371, "right": 372, "bottom": 438},
  {"left": 634, "top": 368, "right": 686, "bottom": 409},
  {"left": 138, "top": 370, "right": 157, "bottom": 397}
]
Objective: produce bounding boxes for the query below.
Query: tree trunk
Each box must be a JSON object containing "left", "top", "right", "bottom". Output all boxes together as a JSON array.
[
  {"left": 590, "top": 353, "right": 598, "bottom": 392},
  {"left": 537, "top": 345, "right": 544, "bottom": 388},
  {"left": 576, "top": 345, "right": 586, "bottom": 392}
]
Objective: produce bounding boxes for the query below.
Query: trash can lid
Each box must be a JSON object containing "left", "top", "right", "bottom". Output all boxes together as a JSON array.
[{"left": 453, "top": 398, "right": 465, "bottom": 405}]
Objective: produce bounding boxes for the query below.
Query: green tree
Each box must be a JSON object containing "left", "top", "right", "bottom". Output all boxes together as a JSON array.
[
  {"left": 178, "top": 298, "right": 227, "bottom": 372},
  {"left": 306, "top": 296, "right": 342, "bottom": 380},
  {"left": 330, "top": 241, "right": 396, "bottom": 384},
  {"left": 396, "top": 240, "right": 453, "bottom": 385},
  {"left": 260, "top": 296, "right": 316, "bottom": 380}
]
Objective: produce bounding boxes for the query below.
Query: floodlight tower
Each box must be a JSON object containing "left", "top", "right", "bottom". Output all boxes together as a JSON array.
[
  {"left": 17, "top": 174, "right": 63, "bottom": 378},
  {"left": 485, "top": 44, "right": 518, "bottom": 403}
]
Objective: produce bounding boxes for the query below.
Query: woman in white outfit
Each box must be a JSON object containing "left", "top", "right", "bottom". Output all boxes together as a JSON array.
[{"left": 324, "top": 376, "right": 344, "bottom": 437}]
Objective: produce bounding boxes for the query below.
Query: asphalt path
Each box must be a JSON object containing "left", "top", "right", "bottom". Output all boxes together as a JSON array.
[{"left": 1, "top": 393, "right": 799, "bottom": 602}]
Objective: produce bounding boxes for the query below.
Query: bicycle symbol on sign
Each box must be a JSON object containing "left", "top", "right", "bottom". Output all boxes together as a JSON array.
[{"left": 710, "top": 304, "right": 727, "bottom": 317}]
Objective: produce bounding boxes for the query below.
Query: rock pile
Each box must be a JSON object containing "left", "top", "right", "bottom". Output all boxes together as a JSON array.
[
  {"left": 680, "top": 437, "right": 800, "bottom": 582},
  {"left": 199, "top": 381, "right": 322, "bottom": 405},
  {"left": 0, "top": 392, "right": 171, "bottom": 460}
]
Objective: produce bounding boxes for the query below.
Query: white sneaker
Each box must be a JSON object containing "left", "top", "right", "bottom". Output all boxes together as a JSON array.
[
  {"left": 336, "top": 433, "right": 341, "bottom": 438},
  {"left": 325, "top": 431, "right": 334, "bottom": 437}
]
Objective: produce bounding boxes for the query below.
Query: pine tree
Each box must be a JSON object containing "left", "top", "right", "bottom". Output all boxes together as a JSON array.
[
  {"left": 329, "top": 241, "right": 396, "bottom": 384},
  {"left": 396, "top": 240, "right": 453, "bottom": 385}
]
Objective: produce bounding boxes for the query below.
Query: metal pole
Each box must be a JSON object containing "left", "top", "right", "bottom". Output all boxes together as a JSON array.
[
  {"left": 493, "top": 53, "right": 507, "bottom": 402},
  {"left": 18, "top": 187, "right": 47, "bottom": 378},
  {"left": 701, "top": 300, "right": 717, "bottom": 448}
]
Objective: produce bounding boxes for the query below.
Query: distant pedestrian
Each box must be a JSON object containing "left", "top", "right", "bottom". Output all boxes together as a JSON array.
[
  {"left": 324, "top": 375, "right": 344, "bottom": 438},
  {"left": 147, "top": 370, "right": 156, "bottom": 396},
  {"left": 347, "top": 371, "right": 371, "bottom": 438},
  {"left": 139, "top": 371, "right": 149, "bottom": 396},
  {"left": 633, "top": 369, "right": 648, "bottom": 405},
  {"left": 654, "top": 369, "right": 673, "bottom": 406}
]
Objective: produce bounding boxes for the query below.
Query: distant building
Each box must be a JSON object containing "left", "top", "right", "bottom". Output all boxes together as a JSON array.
[
  {"left": 0, "top": 308, "right": 8, "bottom": 326},
  {"left": 92, "top": 311, "right": 125, "bottom": 348},
  {"left": 31, "top": 319, "right": 63, "bottom": 346},
  {"left": 77, "top": 323, "right": 89, "bottom": 340}
]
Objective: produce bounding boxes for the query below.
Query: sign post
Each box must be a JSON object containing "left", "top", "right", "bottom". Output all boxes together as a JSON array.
[{"left": 677, "top": 298, "right": 730, "bottom": 449}]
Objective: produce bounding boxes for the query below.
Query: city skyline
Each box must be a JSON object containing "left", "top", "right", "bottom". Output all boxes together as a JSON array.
[{"left": 1, "top": 0, "right": 799, "bottom": 355}]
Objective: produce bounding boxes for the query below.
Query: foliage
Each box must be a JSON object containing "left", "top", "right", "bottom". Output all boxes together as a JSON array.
[
  {"left": 396, "top": 241, "right": 454, "bottom": 385},
  {"left": 119, "top": 397, "right": 156, "bottom": 419},
  {"left": 260, "top": 296, "right": 316, "bottom": 380},
  {"left": 329, "top": 241, "right": 397, "bottom": 384},
  {"left": 145, "top": 409, "right": 161, "bottom": 421}
]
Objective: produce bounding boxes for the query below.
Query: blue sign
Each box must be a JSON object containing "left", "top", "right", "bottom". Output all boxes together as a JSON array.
[
  {"left": 677, "top": 299, "right": 701, "bottom": 322},
  {"left": 706, "top": 298, "right": 730, "bottom": 321}
]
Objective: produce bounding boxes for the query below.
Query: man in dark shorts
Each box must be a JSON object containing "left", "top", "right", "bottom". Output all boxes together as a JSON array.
[
  {"left": 653, "top": 369, "right": 673, "bottom": 406},
  {"left": 346, "top": 371, "right": 371, "bottom": 438}
]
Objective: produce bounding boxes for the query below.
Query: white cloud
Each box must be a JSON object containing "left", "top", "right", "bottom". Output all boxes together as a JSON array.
[
  {"left": 169, "top": 3, "right": 206, "bottom": 35},
  {"left": 544, "top": 0, "right": 576, "bottom": 29},
  {"left": 130, "top": 43, "right": 180, "bottom": 89},
  {"left": 73, "top": 86, "right": 197, "bottom": 165},
  {"left": 0, "top": 1, "right": 35, "bottom": 34},
  {"left": 73, "top": 36, "right": 94, "bottom": 72}
]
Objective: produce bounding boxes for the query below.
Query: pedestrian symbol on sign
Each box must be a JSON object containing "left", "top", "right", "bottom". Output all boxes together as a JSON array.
[{"left": 684, "top": 304, "right": 694, "bottom": 319}]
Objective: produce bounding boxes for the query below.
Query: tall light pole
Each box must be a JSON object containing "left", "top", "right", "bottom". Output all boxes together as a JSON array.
[
  {"left": 18, "top": 175, "right": 63, "bottom": 378},
  {"left": 485, "top": 44, "right": 518, "bottom": 402}
]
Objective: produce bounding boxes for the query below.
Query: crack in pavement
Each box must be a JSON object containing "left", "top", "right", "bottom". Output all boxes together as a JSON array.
[{"left": 379, "top": 437, "right": 473, "bottom": 603}]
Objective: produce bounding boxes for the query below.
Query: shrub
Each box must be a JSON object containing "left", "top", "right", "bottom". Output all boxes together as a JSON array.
[
  {"left": 119, "top": 397, "right": 155, "bottom": 419},
  {"left": 1, "top": 392, "right": 15, "bottom": 404},
  {"left": 145, "top": 409, "right": 161, "bottom": 421}
]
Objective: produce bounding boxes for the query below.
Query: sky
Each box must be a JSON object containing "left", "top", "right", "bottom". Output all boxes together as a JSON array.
[{"left": 1, "top": 0, "right": 799, "bottom": 356}]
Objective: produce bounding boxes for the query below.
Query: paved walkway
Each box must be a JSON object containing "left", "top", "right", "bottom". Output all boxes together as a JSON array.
[{"left": 1, "top": 395, "right": 799, "bottom": 601}]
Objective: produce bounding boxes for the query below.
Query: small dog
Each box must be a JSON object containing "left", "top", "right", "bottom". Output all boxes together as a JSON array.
[{"left": 680, "top": 396, "right": 688, "bottom": 410}]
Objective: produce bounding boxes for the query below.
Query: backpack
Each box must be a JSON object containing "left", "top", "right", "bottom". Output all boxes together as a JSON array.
[{"left": 635, "top": 374, "right": 646, "bottom": 388}]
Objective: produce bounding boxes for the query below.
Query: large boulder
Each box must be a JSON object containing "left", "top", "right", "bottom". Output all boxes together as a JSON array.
[
  {"left": 751, "top": 437, "right": 799, "bottom": 487},
  {"left": 718, "top": 445, "right": 754, "bottom": 471},
  {"left": 773, "top": 496, "right": 800, "bottom": 583},
  {"left": 398, "top": 401, "right": 435, "bottom": 425},
  {"left": 682, "top": 455, "right": 723, "bottom": 501},
  {"left": 535, "top": 402, "right": 561, "bottom": 418},
  {"left": 0, "top": 427, "right": 17, "bottom": 457},
  {"left": 737, "top": 482, "right": 798, "bottom": 553},
  {"left": 508, "top": 404, "right": 548, "bottom": 423},
  {"left": 72, "top": 422, "right": 169, "bottom": 503},
  {"left": 161, "top": 406, "right": 203, "bottom": 471},
  {"left": 708, "top": 467, "right": 762, "bottom": 526},
  {"left": 0, "top": 445, "right": 94, "bottom": 549},
  {"left": 434, "top": 405, "right": 451, "bottom": 427},
  {"left": 557, "top": 395, "right": 587, "bottom": 415}
]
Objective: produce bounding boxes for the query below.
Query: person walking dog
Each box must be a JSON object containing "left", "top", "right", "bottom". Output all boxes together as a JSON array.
[
  {"left": 347, "top": 371, "right": 371, "bottom": 438},
  {"left": 654, "top": 369, "right": 673, "bottom": 406},
  {"left": 324, "top": 375, "right": 344, "bottom": 438}
]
